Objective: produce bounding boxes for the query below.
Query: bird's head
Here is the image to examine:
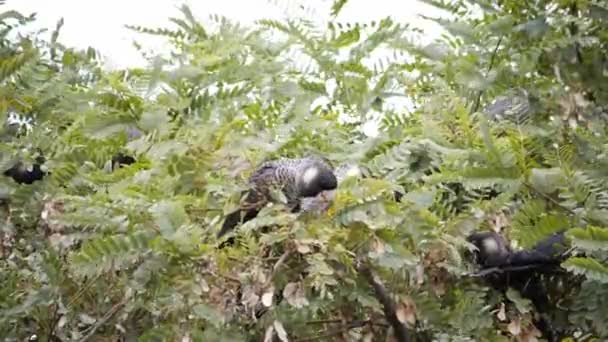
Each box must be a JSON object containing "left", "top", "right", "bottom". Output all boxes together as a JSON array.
[
  {"left": 466, "top": 231, "right": 511, "bottom": 267},
  {"left": 296, "top": 160, "right": 338, "bottom": 198}
]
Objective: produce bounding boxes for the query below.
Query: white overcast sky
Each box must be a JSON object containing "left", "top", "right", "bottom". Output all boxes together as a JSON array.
[
  {"left": 7, "top": 0, "right": 445, "bottom": 69},
  {"left": 7, "top": 0, "right": 447, "bottom": 135}
]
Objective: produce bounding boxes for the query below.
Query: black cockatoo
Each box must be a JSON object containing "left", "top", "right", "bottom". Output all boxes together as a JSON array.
[
  {"left": 483, "top": 88, "right": 538, "bottom": 124},
  {"left": 467, "top": 231, "right": 568, "bottom": 268},
  {"left": 3, "top": 155, "right": 47, "bottom": 184},
  {"left": 217, "top": 156, "right": 338, "bottom": 238}
]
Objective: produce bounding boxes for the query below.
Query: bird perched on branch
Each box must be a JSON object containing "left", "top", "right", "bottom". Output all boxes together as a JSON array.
[
  {"left": 467, "top": 230, "right": 568, "bottom": 268},
  {"left": 217, "top": 156, "right": 338, "bottom": 238},
  {"left": 483, "top": 88, "right": 539, "bottom": 124}
]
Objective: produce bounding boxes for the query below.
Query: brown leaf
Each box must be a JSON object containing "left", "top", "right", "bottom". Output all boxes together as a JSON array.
[
  {"left": 363, "top": 332, "right": 375, "bottom": 342},
  {"left": 41, "top": 199, "right": 66, "bottom": 234},
  {"left": 507, "top": 318, "right": 521, "bottom": 336},
  {"left": 282, "top": 282, "right": 309, "bottom": 308},
  {"left": 240, "top": 285, "right": 260, "bottom": 309},
  {"left": 395, "top": 298, "right": 416, "bottom": 325},
  {"left": 263, "top": 324, "right": 274, "bottom": 342},
  {"left": 426, "top": 244, "right": 446, "bottom": 264},
  {"left": 490, "top": 211, "right": 509, "bottom": 232},
  {"left": 48, "top": 233, "right": 77, "bottom": 251},
  {"left": 497, "top": 303, "right": 506, "bottom": 321},
  {"left": 415, "top": 264, "right": 424, "bottom": 286},
  {"left": 372, "top": 238, "right": 386, "bottom": 254},
  {"left": 521, "top": 322, "right": 542, "bottom": 342},
  {"left": 295, "top": 240, "right": 311, "bottom": 254},
  {"left": 273, "top": 320, "right": 289, "bottom": 342},
  {"left": 429, "top": 269, "right": 447, "bottom": 296}
]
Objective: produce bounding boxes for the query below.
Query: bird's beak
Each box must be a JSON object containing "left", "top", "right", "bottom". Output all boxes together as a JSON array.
[{"left": 320, "top": 191, "right": 328, "bottom": 201}]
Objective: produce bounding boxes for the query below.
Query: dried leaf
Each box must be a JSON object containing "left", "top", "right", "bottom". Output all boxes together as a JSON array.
[
  {"left": 295, "top": 240, "right": 311, "bottom": 254},
  {"left": 415, "top": 264, "right": 424, "bottom": 285},
  {"left": 372, "top": 238, "right": 386, "bottom": 254},
  {"left": 497, "top": 303, "right": 507, "bottom": 321},
  {"left": 273, "top": 320, "right": 289, "bottom": 341},
  {"left": 200, "top": 277, "right": 210, "bottom": 292},
  {"left": 395, "top": 298, "right": 416, "bottom": 325},
  {"left": 507, "top": 318, "right": 521, "bottom": 336},
  {"left": 264, "top": 324, "right": 274, "bottom": 342},
  {"left": 79, "top": 313, "right": 96, "bottom": 325},
  {"left": 396, "top": 304, "right": 407, "bottom": 323},
  {"left": 521, "top": 323, "right": 542, "bottom": 342},
  {"left": 490, "top": 212, "right": 509, "bottom": 232},
  {"left": 363, "top": 332, "right": 375, "bottom": 342},
  {"left": 283, "top": 282, "right": 309, "bottom": 308},
  {"left": 241, "top": 285, "right": 260, "bottom": 309}
]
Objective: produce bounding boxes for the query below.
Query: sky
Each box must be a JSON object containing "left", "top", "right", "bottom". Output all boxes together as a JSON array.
[
  {"left": 7, "top": 0, "right": 445, "bottom": 69},
  {"left": 6, "top": 0, "right": 447, "bottom": 136}
]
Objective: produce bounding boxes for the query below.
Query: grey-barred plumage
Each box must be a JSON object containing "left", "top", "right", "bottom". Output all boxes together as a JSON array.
[
  {"left": 483, "top": 88, "right": 537, "bottom": 125},
  {"left": 217, "top": 156, "right": 338, "bottom": 238}
]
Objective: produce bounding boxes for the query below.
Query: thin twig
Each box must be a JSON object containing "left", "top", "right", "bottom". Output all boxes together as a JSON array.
[
  {"left": 356, "top": 260, "right": 410, "bottom": 342},
  {"left": 254, "top": 250, "right": 292, "bottom": 319},
  {"left": 294, "top": 320, "right": 369, "bottom": 342},
  {"left": 523, "top": 182, "right": 608, "bottom": 228},
  {"left": 66, "top": 273, "right": 104, "bottom": 310},
  {"left": 472, "top": 35, "right": 504, "bottom": 113},
  {"left": 524, "top": 182, "right": 577, "bottom": 215},
  {"left": 47, "top": 303, "right": 60, "bottom": 340},
  {"left": 305, "top": 319, "right": 347, "bottom": 325},
  {"left": 305, "top": 319, "right": 388, "bottom": 327},
  {"left": 470, "top": 263, "right": 559, "bottom": 277},
  {"left": 263, "top": 250, "right": 291, "bottom": 288},
  {"left": 201, "top": 269, "right": 242, "bottom": 284},
  {"left": 77, "top": 297, "right": 129, "bottom": 342}
]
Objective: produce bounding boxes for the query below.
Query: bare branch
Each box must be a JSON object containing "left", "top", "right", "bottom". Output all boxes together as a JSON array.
[
  {"left": 356, "top": 260, "right": 410, "bottom": 342},
  {"left": 294, "top": 320, "right": 369, "bottom": 342}
]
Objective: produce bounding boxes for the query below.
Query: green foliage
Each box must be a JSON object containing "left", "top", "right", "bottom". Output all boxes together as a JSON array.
[{"left": 1, "top": 0, "right": 608, "bottom": 340}]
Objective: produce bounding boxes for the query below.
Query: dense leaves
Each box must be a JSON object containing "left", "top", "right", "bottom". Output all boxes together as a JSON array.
[{"left": 1, "top": 0, "right": 608, "bottom": 340}]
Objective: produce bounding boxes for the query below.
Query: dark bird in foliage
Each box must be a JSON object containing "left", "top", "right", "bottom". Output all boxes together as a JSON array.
[
  {"left": 467, "top": 230, "right": 571, "bottom": 341},
  {"left": 466, "top": 231, "right": 513, "bottom": 268},
  {"left": 467, "top": 230, "right": 568, "bottom": 268},
  {"left": 483, "top": 88, "right": 539, "bottom": 124},
  {"left": 111, "top": 152, "right": 136, "bottom": 170},
  {"left": 3, "top": 155, "right": 47, "bottom": 184},
  {"left": 217, "top": 156, "right": 338, "bottom": 238},
  {"left": 109, "top": 126, "right": 141, "bottom": 171}
]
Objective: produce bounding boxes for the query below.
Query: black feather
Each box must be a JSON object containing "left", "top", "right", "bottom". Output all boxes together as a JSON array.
[
  {"left": 3, "top": 155, "right": 47, "bottom": 185},
  {"left": 111, "top": 153, "right": 136, "bottom": 170}
]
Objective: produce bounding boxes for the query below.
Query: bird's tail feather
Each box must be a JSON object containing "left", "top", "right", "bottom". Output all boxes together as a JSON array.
[
  {"left": 217, "top": 206, "right": 261, "bottom": 238},
  {"left": 218, "top": 210, "right": 243, "bottom": 238}
]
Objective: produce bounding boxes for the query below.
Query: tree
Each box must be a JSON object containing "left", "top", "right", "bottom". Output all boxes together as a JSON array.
[{"left": 1, "top": 0, "right": 607, "bottom": 340}]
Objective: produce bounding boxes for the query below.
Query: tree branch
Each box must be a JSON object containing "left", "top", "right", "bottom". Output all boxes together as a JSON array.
[
  {"left": 77, "top": 296, "right": 129, "bottom": 342},
  {"left": 356, "top": 260, "right": 410, "bottom": 342},
  {"left": 472, "top": 35, "right": 504, "bottom": 113},
  {"left": 294, "top": 320, "right": 369, "bottom": 342}
]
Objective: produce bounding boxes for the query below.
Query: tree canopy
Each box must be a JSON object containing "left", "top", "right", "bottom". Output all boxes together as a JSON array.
[{"left": 1, "top": 0, "right": 608, "bottom": 340}]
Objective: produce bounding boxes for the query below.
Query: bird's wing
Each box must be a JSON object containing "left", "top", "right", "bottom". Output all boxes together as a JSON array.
[{"left": 248, "top": 159, "right": 299, "bottom": 199}]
